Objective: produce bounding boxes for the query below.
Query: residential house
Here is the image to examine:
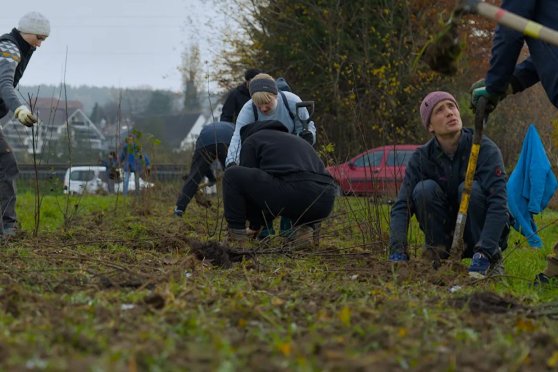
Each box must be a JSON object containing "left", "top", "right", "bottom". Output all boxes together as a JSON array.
[{"left": 0, "top": 98, "right": 106, "bottom": 156}]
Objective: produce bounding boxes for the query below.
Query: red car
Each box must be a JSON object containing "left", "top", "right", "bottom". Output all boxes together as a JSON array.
[{"left": 327, "top": 144, "right": 420, "bottom": 197}]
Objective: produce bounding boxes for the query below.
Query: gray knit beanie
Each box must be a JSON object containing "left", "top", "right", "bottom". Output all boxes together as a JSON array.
[
  {"left": 17, "top": 12, "right": 50, "bottom": 36},
  {"left": 249, "top": 78, "right": 278, "bottom": 96}
]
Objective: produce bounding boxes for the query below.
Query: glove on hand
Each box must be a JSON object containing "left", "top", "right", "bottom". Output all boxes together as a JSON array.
[
  {"left": 299, "top": 130, "right": 314, "bottom": 145},
  {"left": 470, "top": 79, "right": 507, "bottom": 113},
  {"left": 14, "top": 105, "right": 38, "bottom": 127}
]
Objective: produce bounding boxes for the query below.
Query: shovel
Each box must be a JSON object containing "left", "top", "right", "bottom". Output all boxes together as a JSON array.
[
  {"left": 422, "top": 0, "right": 558, "bottom": 75},
  {"left": 449, "top": 96, "right": 489, "bottom": 261}
]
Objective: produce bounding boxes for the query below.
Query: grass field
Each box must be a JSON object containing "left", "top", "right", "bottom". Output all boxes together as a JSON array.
[{"left": 1, "top": 187, "right": 558, "bottom": 370}]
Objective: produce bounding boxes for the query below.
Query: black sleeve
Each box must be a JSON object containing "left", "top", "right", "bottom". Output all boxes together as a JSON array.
[
  {"left": 220, "top": 91, "right": 236, "bottom": 123},
  {"left": 239, "top": 138, "right": 259, "bottom": 168}
]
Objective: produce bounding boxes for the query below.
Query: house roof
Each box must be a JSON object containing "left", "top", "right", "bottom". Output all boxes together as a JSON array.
[
  {"left": 32, "top": 98, "right": 84, "bottom": 125},
  {"left": 132, "top": 113, "right": 203, "bottom": 149}
]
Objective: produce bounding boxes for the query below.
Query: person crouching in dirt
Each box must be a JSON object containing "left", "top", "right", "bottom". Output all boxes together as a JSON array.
[
  {"left": 0, "top": 12, "right": 50, "bottom": 238},
  {"left": 173, "top": 121, "right": 234, "bottom": 217},
  {"left": 225, "top": 73, "right": 316, "bottom": 238},
  {"left": 120, "top": 134, "right": 150, "bottom": 195},
  {"left": 388, "top": 91, "right": 511, "bottom": 278},
  {"left": 223, "top": 120, "right": 335, "bottom": 247}
]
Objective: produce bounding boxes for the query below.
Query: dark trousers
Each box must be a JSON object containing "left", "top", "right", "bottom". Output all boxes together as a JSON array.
[
  {"left": 175, "top": 143, "right": 227, "bottom": 212},
  {"left": 223, "top": 166, "right": 336, "bottom": 230},
  {"left": 0, "top": 133, "right": 18, "bottom": 234},
  {"left": 412, "top": 179, "right": 508, "bottom": 259}
]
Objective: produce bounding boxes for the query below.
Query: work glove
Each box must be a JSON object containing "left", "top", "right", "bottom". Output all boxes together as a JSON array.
[
  {"left": 299, "top": 129, "right": 314, "bottom": 145},
  {"left": 14, "top": 105, "right": 38, "bottom": 127},
  {"left": 470, "top": 79, "right": 506, "bottom": 113}
]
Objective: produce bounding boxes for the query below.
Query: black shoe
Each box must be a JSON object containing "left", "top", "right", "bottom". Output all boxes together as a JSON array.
[
  {"left": 173, "top": 208, "right": 184, "bottom": 217},
  {"left": 534, "top": 273, "right": 552, "bottom": 287}
]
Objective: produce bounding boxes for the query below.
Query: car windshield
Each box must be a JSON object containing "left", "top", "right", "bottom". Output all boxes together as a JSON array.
[{"left": 386, "top": 150, "right": 415, "bottom": 166}]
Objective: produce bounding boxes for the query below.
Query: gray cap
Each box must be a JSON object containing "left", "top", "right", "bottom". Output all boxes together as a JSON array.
[{"left": 17, "top": 12, "right": 50, "bottom": 36}]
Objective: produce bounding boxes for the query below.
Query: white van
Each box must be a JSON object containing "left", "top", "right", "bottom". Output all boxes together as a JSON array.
[{"left": 63, "top": 166, "right": 153, "bottom": 194}]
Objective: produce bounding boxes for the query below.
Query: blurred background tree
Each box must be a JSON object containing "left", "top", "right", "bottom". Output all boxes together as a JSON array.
[{"left": 208, "top": 0, "right": 557, "bottom": 166}]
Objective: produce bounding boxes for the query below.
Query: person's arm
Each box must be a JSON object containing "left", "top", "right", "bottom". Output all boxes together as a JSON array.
[
  {"left": 485, "top": 0, "right": 536, "bottom": 95},
  {"left": 475, "top": 139, "right": 509, "bottom": 260},
  {"left": 512, "top": 57, "right": 540, "bottom": 92},
  {"left": 225, "top": 101, "right": 254, "bottom": 166},
  {"left": 220, "top": 89, "right": 236, "bottom": 123},
  {"left": 238, "top": 137, "right": 259, "bottom": 168},
  {"left": 0, "top": 40, "right": 24, "bottom": 113}
]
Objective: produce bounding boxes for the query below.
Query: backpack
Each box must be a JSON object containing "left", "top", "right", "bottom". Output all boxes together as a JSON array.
[{"left": 252, "top": 77, "right": 296, "bottom": 132}]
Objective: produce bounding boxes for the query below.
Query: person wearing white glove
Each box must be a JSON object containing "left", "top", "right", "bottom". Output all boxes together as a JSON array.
[
  {"left": 0, "top": 12, "right": 49, "bottom": 237},
  {"left": 14, "top": 105, "right": 37, "bottom": 127}
]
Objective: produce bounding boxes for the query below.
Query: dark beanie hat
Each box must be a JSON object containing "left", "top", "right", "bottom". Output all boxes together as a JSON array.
[
  {"left": 419, "top": 91, "right": 459, "bottom": 129},
  {"left": 244, "top": 68, "right": 262, "bottom": 81},
  {"left": 249, "top": 78, "right": 278, "bottom": 96}
]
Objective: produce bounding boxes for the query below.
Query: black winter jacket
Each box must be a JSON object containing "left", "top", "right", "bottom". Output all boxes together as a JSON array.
[
  {"left": 389, "top": 128, "right": 509, "bottom": 257},
  {"left": 220, "top": 84, "right": 251, "bottom": 123},
  {"left": 239, "top": 120, "right": 332, "bottom": 184}
]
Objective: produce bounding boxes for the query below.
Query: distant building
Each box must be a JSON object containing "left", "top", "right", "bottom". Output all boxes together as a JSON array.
[{"left": 0, "top": 98, "right": 106, "bottom": 156}]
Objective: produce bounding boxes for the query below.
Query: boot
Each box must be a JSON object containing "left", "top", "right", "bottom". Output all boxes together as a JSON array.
[
  {"left": 288, "top": 225, "right": 314, "bottom": 249},
  {"left": 228, "top": 228, "right": 250, "bottom": 243}
]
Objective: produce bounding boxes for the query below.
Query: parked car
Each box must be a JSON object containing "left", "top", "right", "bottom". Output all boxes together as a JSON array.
[
  {"left": 63, "top": 166, "right": 153, "bottom": 195},
  {"left": 327, "top": 144, "right": 420, "bottom": 197}
]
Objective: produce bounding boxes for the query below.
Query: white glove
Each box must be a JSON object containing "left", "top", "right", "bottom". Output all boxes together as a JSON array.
[{"left": 14, "top": 105, "right": 38, "bottom": 127}]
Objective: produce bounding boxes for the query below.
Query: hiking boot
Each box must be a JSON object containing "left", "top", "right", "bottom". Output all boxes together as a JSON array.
[
  {"left": 388, "top": 251, "right": 409, "bottom": 262},
  {"left": 228, "top": 228, "right": 250, "bottom": 242},
  {"left": 468, "top": 252, "right": 491, "bottom": 278},
  {"left": 534, "top": 273, "right": 555, "bottom": 287},
  {"left": 288, "top": 225, "right": 314, "bottom": 249},
  {"left": 173, "top": 208, "right": 184, "bottom": 217},
  {"left": 257, "top": 227, "right": 276, "bottom": 240}
]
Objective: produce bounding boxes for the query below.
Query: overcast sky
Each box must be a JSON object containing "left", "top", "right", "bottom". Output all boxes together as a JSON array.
[{"left": 0, "top": 0, "right": 225, "bottom": 92}]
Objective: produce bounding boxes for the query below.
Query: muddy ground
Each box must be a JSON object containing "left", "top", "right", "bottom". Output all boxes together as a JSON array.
[{"left": 1, "top": 191, "right": 557, "bottom": 370}]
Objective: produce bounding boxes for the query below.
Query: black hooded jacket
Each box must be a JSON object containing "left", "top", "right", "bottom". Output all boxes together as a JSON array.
[
  {"left": 220, "top": 83, "right": 251, "bottom": 123},
  {"left": 238, "top": 120, "right": 332, "bottom": 184}
]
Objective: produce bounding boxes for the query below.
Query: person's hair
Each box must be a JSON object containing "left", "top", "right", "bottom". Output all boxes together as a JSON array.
[
  {"left": 244, "top": 68, "right": 262, "bottom": 81},
  {"left": 252, "top": 91, "right": 276, "bottom": 105}
]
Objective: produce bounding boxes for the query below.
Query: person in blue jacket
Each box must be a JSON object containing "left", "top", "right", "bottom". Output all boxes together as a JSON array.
[
  {"left": 389, "top": 91, "right": 511, "bottom": 279},
  {"left": 471, "top": 0, "right": 558, "bottom": 111},
  {"left": 120, "top": 134, "right": 150, "bottom": 195},
  {"left": 471, "top": 0, "right": 558, "bottom": 285},
  {"left": 174, "top": 121, "right": 234, "bottom": 216}
]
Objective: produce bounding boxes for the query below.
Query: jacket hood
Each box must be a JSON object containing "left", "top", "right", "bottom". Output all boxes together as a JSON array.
[{"left": 240, "top": 120, "right": 289, "bottom": 143}]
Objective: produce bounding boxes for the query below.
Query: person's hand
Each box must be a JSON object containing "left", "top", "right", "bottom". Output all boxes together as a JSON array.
[
  {"left": 470, "top": 79, "right": 505, "bottom": 113},
  {"left": 299, "top": 130, "right": 314, "bottom": 145},
  {"left": 14, "top": 105, "right": 37, "bottom": 127}
]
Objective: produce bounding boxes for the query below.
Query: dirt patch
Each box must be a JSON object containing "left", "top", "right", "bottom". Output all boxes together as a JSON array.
[{"left": 449, "top": 291, "right": 525, "bottom": 315}]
